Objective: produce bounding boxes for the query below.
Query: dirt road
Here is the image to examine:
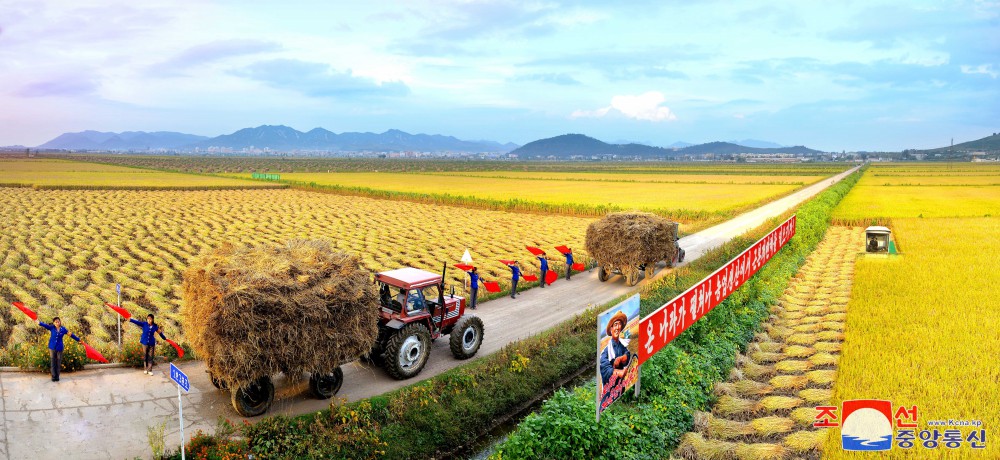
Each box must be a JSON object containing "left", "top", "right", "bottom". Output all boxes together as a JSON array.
[{"left": 0, "top": 165, "right": 859, "bottom": 459}]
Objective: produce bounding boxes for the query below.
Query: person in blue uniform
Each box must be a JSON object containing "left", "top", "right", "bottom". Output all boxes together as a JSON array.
[
  {"left": 509, "top": 262, "right": 521, "bottom": 299},
  {"left": 129, "top": 314, "right": 168, "bottom": 376},
  {"left": 564, "top": 249, "right": 574, "bottom": 281},
  {"left": 468, "top": 267, "right": 484, "bottom": 309},
  {"left": 537, "top": 252, "right": 549, "bottom": 288},
  {"left": 37, "top": 317, "right": 81, "bottom": 382}
]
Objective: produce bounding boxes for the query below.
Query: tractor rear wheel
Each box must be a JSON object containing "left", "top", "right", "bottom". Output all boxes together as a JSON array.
[
  {"left": 309, "top": 367, "right": 344, "bottom": 399},
  {"left": 598, "top": 265, "right": 610, "bottom": 282},
  {"left": 450, "top": 315, "right": 484, "bottom": 359},
  {"left": 231, "top": 376, "right": 274, "bottom": 417},
  {"left": 625, "top": 267, "right": 640, "bottom": 286},
  {"left": 383, "top": 323, "right": 431, "bottom": 380}
]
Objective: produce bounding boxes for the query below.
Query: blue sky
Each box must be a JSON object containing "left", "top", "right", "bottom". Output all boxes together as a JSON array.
[{"left": 1, "top": 1, "right": 997, "bottom": 150}]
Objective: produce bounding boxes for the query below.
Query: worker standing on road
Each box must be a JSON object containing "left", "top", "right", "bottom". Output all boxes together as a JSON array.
[
  {"left": 537, "top": 252, "right": 549, "bottom": 288},
  {"left": 128, "top": 314, "right": 168, "bottom": 376},
  {"left": 37, "top": 317, "right": 81, "bottom": 382},
  {"left": 564, "top": 249, "right": 574, "bottom": 281},
  {"left": 509, "top": 261, "right": 521, "bottom": 299},
  {"left": 468, "top": 267, "right": 484, "bottom": 309}
]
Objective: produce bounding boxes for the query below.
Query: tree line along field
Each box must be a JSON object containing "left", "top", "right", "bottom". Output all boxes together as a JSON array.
[
  {"left": 824, "top": 163, "right": 999, "bottom": 458},
  {"left": 0, "top": 158, "right": 281, "bottom": 189},
  {"left": 0, "top": 186, "right": 593, "bottom": 356}
]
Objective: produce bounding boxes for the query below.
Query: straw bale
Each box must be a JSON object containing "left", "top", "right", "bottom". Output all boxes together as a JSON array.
[
  {"left": 585, "top": 211, "right": 678, "bottom": 268},
  {"left": 181, "top": 239, "right": 378, "bottom": 390}
]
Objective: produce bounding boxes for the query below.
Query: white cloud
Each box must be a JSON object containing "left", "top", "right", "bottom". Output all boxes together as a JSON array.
[
  {"left": 961, "top": 64, "right": 998, "bottom": 78},
  {"left": 571, "top": 91, "right": 678, "bottom": 122}
]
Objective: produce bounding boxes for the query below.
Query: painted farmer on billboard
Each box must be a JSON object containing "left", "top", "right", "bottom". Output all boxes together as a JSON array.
[{"left": 597, "top": 294, "right": 640, "bottom": 415}]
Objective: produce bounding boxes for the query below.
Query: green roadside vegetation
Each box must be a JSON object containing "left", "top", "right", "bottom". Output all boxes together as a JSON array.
[{"left": 168, "top": 170, "right": 862, "bottom": 459}]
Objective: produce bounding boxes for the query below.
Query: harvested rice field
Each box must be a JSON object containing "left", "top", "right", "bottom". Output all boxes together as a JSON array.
[{"left": 677, "top": 226, "right": 861, "bottom": 459}]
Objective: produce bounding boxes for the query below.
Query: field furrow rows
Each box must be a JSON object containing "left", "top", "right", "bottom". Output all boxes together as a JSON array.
[{"left": 677, "top": 226, "right": 863, "bottom": 460}]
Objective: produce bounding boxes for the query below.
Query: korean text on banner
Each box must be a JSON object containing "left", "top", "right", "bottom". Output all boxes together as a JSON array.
[{"left": 638, "top": 216, "right": 796, "bottom": 365}]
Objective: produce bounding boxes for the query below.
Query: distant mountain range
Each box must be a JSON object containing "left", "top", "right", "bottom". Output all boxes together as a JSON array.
[
  {"left": 38, "top": 131, "right": 209, "bottom": 150},
  {"left": 917, "top": 132, "right": 1000, "bottom": 152},
  {"left": 37, "top": 125, "right": 519, "bottom": 153},
  {"left": 511, "top": 134, "right": 822, "bottom": 158}
]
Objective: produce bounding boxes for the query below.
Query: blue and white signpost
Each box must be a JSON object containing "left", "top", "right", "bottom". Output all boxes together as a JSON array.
[
  {"left": 170, "top": 363, "right": 190, "bottom": 460},
  {"left": 115, "top": 283, "right": 122, "bottom": 350}
]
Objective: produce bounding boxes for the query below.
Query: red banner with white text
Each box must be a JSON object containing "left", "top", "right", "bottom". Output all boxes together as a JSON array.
[{"left": 638, "top": 215, "right": 796, "bottom": 364}]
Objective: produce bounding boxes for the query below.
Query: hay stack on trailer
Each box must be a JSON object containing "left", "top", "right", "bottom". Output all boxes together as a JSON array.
[
  {"left": 585, "top": 211, "right": 682, "bottom": 286},
  {"left": 181, "top": 239, "right": 378, "bottom": 416}
]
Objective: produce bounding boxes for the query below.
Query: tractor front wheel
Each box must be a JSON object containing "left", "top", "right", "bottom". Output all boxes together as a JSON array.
[
  {"left": 450, "top": 315, "right": 484, "bottom": 359},
  {"left": 383, "top": 323, "right": 431, "bottom": 380},
  {"left": 598, "top": 265, "right": 610, "bottom": 282},
  {"left": 309, "top": 367, "right": 344, "bottom": 399},
  {"left": 231, "top": 376, "right": 274, "bottom": 417}
]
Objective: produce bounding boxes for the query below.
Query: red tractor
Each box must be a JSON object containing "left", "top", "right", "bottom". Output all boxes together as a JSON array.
[{"left": 367, "top": 265, "right": 485, "bottom": 379}]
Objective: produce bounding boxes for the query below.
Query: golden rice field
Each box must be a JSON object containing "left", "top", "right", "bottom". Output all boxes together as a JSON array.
[
  {"left": 425, "top": 171, "right": 829, "bottom": 185},
  {"left": 677, "top": 226, "right": 860, "bottom": 459},
  {"left": 0, "top": 159, "right": 278, "bottom": 189},
  {"left": 818, "top": 163, "right": 1000, "bottom": 458},
  {"left": 236, "top": 171, "right": 814, "bottom": 224},
  {"left": 832, "top": 163, "right": 1000, "bottom": 223},
  {"left": 824, "top": 218, "right": 1000, "bottom": 459},
  {"left": 0, "top": 187, "right": 593, "bottom": 353}
]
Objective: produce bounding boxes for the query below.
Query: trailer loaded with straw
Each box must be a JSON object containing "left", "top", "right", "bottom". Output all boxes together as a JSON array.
[{"left": 585, "top": 211, "right": 685, "bottom": 286}]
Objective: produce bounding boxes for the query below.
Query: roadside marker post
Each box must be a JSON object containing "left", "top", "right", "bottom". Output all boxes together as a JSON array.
[
  {"left": 169, "top": 363, "right": 190, "bottom": 460},
  {"left": 115, "top": 283, "right": 122, "bottom": 350}
]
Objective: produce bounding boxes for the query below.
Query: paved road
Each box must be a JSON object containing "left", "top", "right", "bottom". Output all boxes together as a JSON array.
[{"left": 0, "top": 165, "right": 859, "bottom": 460}]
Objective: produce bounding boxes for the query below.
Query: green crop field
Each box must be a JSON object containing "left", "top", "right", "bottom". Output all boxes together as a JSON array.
[{"left": 0, "top": 159, "right": 281, "bottom": 189}]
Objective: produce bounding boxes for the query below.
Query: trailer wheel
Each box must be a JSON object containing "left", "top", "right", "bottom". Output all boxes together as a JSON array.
[
  {"left": 210, "top": 373, "right": 227, "bottom": 390},
  {"left": 231, "top": 376, "right": 274, "bottom": 417},
  {"left": 678, "top": 248, "right": 686, "bottom": 263},
  {"left": 598, "top": 265, "right": 610, "bottom": 282},
  {"left": 625, "top": 267, "right": 640, "bottom": 286},
  {"left": 383, "top": 323, "right": 431, "bottom": 380},
  {"left": 450, "top": 315, "right": 484, "bottom": 359},
  {"left": 309, "top": 367, "right": 344, "bottom": 399}
]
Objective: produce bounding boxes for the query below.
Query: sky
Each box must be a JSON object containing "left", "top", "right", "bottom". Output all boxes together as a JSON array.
[{"left": 1, "top": 0, "right": 997, "bottom": 151}]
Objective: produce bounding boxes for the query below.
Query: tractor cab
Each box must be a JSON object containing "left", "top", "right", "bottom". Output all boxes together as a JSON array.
[
  {"left": 865, "top": 226, "right": 893, "bottom": 253},
  {"left": 375, "top": 267, "right": 464, "bottom": 329},
  {"left": 370, "top": 266, "right": 483, "bottom": 380}
]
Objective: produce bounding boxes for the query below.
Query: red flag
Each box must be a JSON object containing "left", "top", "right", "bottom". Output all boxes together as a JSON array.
[
  {"left": 499, "top": 259, "right": 516, "bottom": 265},
  {"left": 572, "top": 263, "right": 586, "bottom": 272},
  {"left": 453, "top": 263, "right": 475, "bottom": 271},
  {"left": 545, "top": 270, "right": 558, "bottom": 285},
  {"left": 554, "top": 245, "right": 571, "bottom": 255},
  {"left": 165, "top": 339, "right": 184, "bottom": 359},
  {"left": 105, "top": 302, "right": 131, "bottom": 320},
  {"left": 525, "top": 246, "right": 545, "bottom": 256},
  {"left": 483, "top": 282, "right": 501, "bottom": 293},
  {"left": 11, "top": 302, "right": 37, "bottom": 321},
  {"left": 82, "top": 342, "right": 109, "bottom": 363},
  {"left": 521, "top": 274, "right": 538, "bottom": 282}
]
